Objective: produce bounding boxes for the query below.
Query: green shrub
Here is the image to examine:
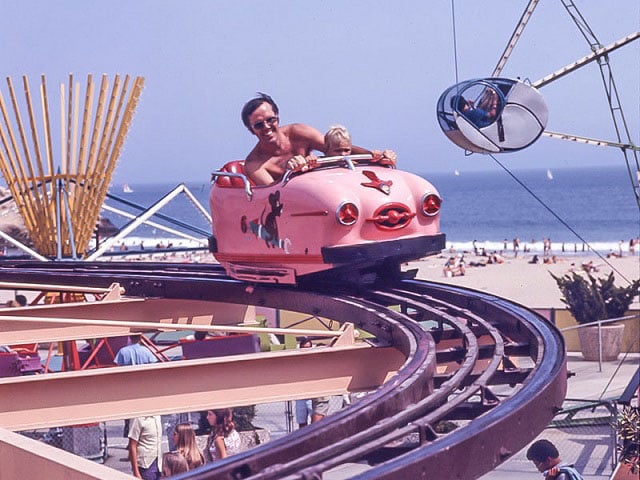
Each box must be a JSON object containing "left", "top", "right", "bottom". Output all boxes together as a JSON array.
[
  {"left": 232, "top": 405, "right": 256, "bottom": 431},
  {"left": 613, "top": 405, "right": 639, "bottom": 474},
  {"left": 551, "top": 272, "right": 640, "bottom": 325}
]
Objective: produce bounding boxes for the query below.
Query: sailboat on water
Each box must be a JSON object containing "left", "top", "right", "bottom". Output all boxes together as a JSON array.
[
  {"left": 123, "top": 183, "right": 134, "bottom": 193},
  {"left": 546, "top": 169, "right": 553, "bottom": 180}
]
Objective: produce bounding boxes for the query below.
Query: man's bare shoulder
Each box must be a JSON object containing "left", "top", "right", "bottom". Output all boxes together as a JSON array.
[
  {"left": 287, "top": 123, "right": 322, "bottom": 136},
  {"left": 286, "top": 123, "right": 324, "bottom": 150}
]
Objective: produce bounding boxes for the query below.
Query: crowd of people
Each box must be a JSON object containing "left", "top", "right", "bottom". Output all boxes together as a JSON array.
[
  {"left": 126, "top": 408, "right": 242, "bottom": 479},
  {"left": 119, "top": 329, "right": 585, "bottom": 479},
  {"left": 442, "top": 234, "right": 640, "bottom": 278},
  {"left": 109, "top": 335, "right": 245, "bottom": 479},
  {"left": 114, "top": 330, "right": 345, "bottom": 479}
]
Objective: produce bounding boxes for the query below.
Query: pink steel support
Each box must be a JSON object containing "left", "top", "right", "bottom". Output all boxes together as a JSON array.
[
  {"left": 0, "top": 344, "right": 403, "bottom": 431},
  {"left": 0, "top": 428, "right": 131, "bottom": 479}
]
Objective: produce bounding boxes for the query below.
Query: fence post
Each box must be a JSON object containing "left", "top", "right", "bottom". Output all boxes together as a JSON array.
[
  {"left": 597, "top": 320, "right": 603, "bottom": 373},
  {"left": 610, "top": 402, "right": 618, "bottom": 469}
]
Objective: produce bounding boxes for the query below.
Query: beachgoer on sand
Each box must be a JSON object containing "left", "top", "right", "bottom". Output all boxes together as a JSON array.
[{"left": 443, "top": 255, "right": 465, "bottom": 277}]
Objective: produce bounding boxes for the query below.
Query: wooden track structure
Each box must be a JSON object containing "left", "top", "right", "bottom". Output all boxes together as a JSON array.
[{"left": 0, "top": 74, "right": 144, "bottom": 257}]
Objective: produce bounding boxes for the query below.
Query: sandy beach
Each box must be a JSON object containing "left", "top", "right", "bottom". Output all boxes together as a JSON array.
[
  {"left": 94, "top": 247, "right": 639, "bottom": 311},
  {"left": 408, "top": 250, "right": 640, "bottom": 309},
  {"left": 1, "top": 242, "right": 637, "bottom": 311}
]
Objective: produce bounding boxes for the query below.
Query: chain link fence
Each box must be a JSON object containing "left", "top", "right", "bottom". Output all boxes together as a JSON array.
[{"left": 547, "top": 400, "right": 618, "bottom": 477}]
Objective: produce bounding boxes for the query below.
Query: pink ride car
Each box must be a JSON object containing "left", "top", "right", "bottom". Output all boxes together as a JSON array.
[{"left": 209, "top": 155, "right": 445, "bottom": 284}]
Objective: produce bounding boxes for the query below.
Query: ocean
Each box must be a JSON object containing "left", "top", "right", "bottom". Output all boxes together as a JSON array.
[
  {"left": 105, "top": 165, "right": 639, "bottom": 256},
  {"left": 428, "top": 165, "right": 640, "bottom": 255}
]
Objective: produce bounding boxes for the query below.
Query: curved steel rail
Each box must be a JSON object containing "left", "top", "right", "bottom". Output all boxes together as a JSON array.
[{"left": 0, "top": 261, "right": 567, "bottom": 479}]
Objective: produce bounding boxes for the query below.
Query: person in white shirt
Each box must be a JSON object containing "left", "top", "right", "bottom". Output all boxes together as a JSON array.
[{"left": 128, "top": 415, "right": 163, "bottom": 480}]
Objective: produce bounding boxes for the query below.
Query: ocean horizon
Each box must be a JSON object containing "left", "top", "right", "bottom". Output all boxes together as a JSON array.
[{"left": 103, "top": 164, "right": 639, "bottom": 256}]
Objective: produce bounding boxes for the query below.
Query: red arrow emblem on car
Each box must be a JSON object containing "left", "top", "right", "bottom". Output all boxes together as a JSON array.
[{"left": 361, "top": 170, "right": 392, "bottom": 195}]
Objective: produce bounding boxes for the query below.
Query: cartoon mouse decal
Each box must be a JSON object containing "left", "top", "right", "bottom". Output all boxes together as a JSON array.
[
  {"left": 262, "top": 191, "right": 282, "bottom": 247},
  {"left": 240, "top": 190, "right": 291, "bottom": 252}
]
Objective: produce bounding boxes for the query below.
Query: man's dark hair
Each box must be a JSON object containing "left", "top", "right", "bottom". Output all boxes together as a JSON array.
[
  {"left": 526, "top": 439, "right": 559, "bottom": 463},
  {"left": 15, "top": 294, "right": 27, "bottom": 306},
  {"left": 450, "top": 95, "right": 467, "bottom": 112},
  {"left": 129, "top": 334, "right": 142, "bottom": 344},
  {"left": 241, "top": 92, "right": 279, "bottom": 131}
]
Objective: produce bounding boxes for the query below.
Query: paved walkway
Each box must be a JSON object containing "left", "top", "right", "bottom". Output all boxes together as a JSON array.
[{"left": 479, "top": 351, "right": 639, "bottom": 480}]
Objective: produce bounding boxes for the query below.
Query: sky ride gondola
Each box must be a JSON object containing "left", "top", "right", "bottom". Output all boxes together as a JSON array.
[
  {"left": 437, "top": 77, "right": 548, "bottom": 154},
  {"left": 438, "top": 0, "right": 638, "bottom": 207}
]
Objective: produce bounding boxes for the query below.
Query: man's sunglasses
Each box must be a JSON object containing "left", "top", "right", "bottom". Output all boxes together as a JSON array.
[{"left": 252, "top": 116, "right": 278, "bottom": 131}]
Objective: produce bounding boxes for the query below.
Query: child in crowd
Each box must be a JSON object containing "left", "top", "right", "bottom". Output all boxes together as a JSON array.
[
  {"left": 162, "top": 451, "right": 189, "bottom": 477},
  {"left": 172, "top": 423, "right": 204, "bottom": 470}
]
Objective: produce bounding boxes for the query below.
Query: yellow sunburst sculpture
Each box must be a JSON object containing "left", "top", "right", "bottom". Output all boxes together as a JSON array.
[{"left": 0, "top": 73, "right": 144, "bottom": 257}]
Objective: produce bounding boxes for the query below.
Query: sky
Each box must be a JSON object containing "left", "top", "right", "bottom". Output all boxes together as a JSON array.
[{"left": 0, "top": 0, "right": 638, "bottom": 185}]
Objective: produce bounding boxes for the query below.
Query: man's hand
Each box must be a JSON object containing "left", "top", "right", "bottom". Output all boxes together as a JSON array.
[
  {"left": 544, "top": 466, "right": 560, "bottom": 479},
  {"left": 371, "top": 149, "right": 397, "bottom": 167},
  {"left": 287, "top": 154, "right": 318, "bottom": 172}
]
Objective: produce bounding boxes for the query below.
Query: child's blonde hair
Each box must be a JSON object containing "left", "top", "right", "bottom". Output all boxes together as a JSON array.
[{"left": 324, "top": 124, "right": 351, "bottom": 150}]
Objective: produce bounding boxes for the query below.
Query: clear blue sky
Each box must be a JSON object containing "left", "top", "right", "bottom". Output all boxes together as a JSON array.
[{"left": 0, "top": 1, "right": 638, "bottom": 184}]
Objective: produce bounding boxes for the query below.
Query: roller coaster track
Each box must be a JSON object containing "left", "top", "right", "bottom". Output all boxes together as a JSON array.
[{"left": 0, "top": 261, "right": 567, "bottom": 479}]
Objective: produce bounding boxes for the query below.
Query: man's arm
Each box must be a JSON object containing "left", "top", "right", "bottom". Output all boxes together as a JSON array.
[
  {"left": 287, "top": 124, "right": 397, "bottom": 169},
  {"left": 349, "top": 145, "right": 371, "bottom": 155},
  {"left": 350, "top": 145, "right": 397, "bottom": 167},
  {"left": 214, "top": 436, "right": 228, "bottom": 459},
  {"left": 289, "top": 123, "right": 325, "bottom": 153},
  {"left": 113, "top": 348, "right": 125, "bottom": 365},
  {"left": 128, "top": 438, "right": 142, "bottom": 478},
  {"left": 267, "top": 124, "right": 326, "bottom": 177},
  {"left": 244, "top": 154, "right": 277, "bottom": 185}
]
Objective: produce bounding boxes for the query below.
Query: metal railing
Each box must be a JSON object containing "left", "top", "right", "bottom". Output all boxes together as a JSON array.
[{"left": 560, "top": 314, "right": 639, "bottom": 372}]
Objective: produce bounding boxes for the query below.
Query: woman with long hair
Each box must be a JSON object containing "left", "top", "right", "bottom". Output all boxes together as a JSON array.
[
  {"left": 172, "top": 423, "right": 204, "bottom": 470},
  {"left": 204, "top": 408, "right": 242, "bottom": 462}
]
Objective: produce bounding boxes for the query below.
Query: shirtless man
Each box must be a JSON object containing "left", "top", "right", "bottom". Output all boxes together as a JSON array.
[{"left": 241, "top": 93, "right": 396, "bottom": 185}]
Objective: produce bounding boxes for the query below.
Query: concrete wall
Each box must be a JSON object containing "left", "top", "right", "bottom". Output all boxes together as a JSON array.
[{"left": 543, "top": 308, "right": 640, "bottom": 354}]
